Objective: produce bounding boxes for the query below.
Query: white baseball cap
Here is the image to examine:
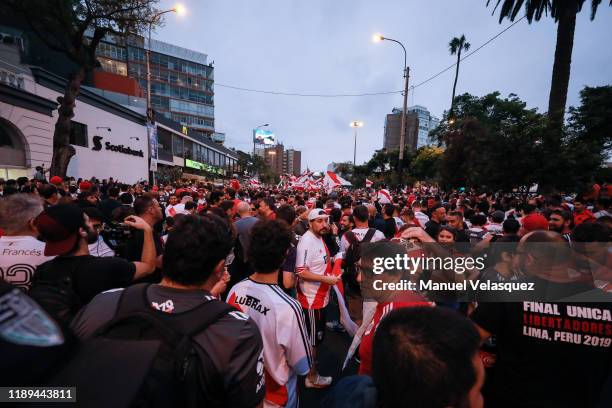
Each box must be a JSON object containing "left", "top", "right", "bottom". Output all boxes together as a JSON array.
[{"left": 308, "top": 208, "right": 329, "bottom": 222}]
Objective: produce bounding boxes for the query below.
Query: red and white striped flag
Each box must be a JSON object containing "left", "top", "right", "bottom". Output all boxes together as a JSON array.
[
  {"left": 365, "top": 178, "right": 373, "bottom": 188},
  {"left": 323, "top": 171, "right": 351, "bottom": 193}
]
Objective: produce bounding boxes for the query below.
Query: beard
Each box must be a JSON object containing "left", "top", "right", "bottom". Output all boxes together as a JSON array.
[{"left": 85, "top": 226, "right": 99, "bottom": 245}]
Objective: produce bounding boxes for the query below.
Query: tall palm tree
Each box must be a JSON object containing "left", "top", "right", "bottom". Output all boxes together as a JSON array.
[
  {"left": 486, "top": 0, "right": 611, "bottom": 134},
  {"left": 449, "top": 35, "right": 471, "bottom": 115}
]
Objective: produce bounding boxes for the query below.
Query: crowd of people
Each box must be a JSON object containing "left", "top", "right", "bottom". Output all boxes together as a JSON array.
[{"left": 1, "top": 174, "right": 610, "bottom": 408}]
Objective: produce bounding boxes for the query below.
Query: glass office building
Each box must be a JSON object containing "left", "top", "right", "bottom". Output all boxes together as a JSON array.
[
  {"left": 408, "top": 105, "right": 440, "bottom": 148},
  {"left": 95, "top": 35, "right": 215, "bottom": 141}
]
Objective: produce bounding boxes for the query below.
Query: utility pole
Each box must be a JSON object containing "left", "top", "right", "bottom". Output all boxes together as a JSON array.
[{"left": 398, "top": 66, "right": 410, "bottom": 170}]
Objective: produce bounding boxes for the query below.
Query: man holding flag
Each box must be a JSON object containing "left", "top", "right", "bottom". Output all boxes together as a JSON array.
[{"left": 295, "top": 208, "right": 341, "bottom": 388}]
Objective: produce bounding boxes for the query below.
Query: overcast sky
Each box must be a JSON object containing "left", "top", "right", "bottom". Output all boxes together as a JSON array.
[{"left": 156, "top": 0, "right": 612, "bottom": 172}]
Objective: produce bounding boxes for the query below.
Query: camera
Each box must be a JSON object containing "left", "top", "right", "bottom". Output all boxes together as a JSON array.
[{"left": 100, "top": 222, "right": 133, "bottom": 257}]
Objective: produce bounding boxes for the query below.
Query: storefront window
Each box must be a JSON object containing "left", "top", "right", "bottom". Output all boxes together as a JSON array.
[{"left": 172, "top": 135, "right": 183, "bottom": 157}]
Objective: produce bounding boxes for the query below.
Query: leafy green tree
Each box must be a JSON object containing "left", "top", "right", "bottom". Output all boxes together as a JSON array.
[
  {"left": 410, "top": 146, "right": 444, "bottom": 181},
  {"left": 3, "top": 0, "right": 161, "bottom": 177},
  {"left": 563, "top": 85, "right": 612, "bottom": 190},
  {"left": 449, "top": 34, "right": 471, "bottom": 115},
  {"left": 432, "top": 92, "right": 546, "bottom": 191}
]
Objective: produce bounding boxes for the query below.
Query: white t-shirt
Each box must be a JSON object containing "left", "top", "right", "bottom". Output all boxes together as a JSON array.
[
  {"left": 228, "top": 280, "right": 311, "bottom": 408},
  {"left": 339, "top": 227, "right": 386, "bottom": 256},
  {"left": 0, "top": 235, "right": 54, "bottom": 289},
  {"left": 88, "top": 236, "right": 115, "bottom": 257},
  {"left": 295, "top": 230, "right": 331, "bottom": 309}
]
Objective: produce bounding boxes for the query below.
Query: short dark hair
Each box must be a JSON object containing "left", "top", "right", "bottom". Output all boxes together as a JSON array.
[
  {"left": 163, "top": 214, "right": 233, "bottom": 285},
  {"left": 184, "top": 201, "right": 197, "bottom": 211},
  {"left": 353, "top": 205, "right": 369, "bottom": 223},
  {"left": 550, "top": 208, "right": 572, "bottom": 222},
  {"left": 133, "top": 195, "right": 155, "bottom": 216},
  {"left": 372, "top": 307, "right": 480, "bottom": 408},
  {"left": 248, "top": 220, "right": 292, "bottom": 273},
  {"left": 260, "top": 197, "right": 276, "bottom": 212},
  {"left": 39, "top": 184, "right": 58, "bottom": 199},
  {"left": 219, "top": 200, "right": 234, "bottom": 213},
  {"left": 469, "top": 214, "right": 487, "bottom": 227},
  {"left": 383, "top": 204, "right": 395, "bottom": 217},
  {"left": 208, "top": 191, "right": 223, "bottom": 205},
  {"left": 276, "top": 204, "right": 296, "bottom": 225},
  {"left": 108, "top": 187, "right": 120, "bottom": 198},
  {"left": 119, "top": 193, "right": 133, "bottom": 205},
  {"left": 502, "top": 218, "right": 520, "bottom": 234}
]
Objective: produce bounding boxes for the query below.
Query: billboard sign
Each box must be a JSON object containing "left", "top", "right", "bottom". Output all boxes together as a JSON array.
[
  {"left": 185, "top": 159, "right": 225, "bottom": 175},
  {"left": 253, "top": 129, "right": 276, "bottom": 145}
]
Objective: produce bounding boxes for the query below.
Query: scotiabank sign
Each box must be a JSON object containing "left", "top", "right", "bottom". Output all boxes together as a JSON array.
[{"left": 92, "top": 136, "right": 144, "bottom": 157}]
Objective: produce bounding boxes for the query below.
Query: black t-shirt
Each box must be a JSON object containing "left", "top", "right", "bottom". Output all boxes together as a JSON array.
[
  {"left": 382, "top": 218, "right": 397, "bottom": 239},
  {"left": 71, "top": 285, "right": 265, "bottom": 407},
  {"left": 34, "top": 256, "right": 136, "bottom": 306},
  {"left": 124, "top": 230, "right": 164, "bottom": 283},
  {"left": 424, "top": 219, "right": 441, "bottom": 239},
  {"left": 471, "top": 280, "right": 612, "bottom": 408}
]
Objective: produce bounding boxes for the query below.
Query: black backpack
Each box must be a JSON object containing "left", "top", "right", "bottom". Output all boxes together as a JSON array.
[
  {"left": 28, "top": 259, "right": 85, "bottom": 328},
  {"left": 343, "top": 229, "right": 377, "bottom": 294},
  {"left": 47, "top": 283, "right": 234, "bottom": 408}
]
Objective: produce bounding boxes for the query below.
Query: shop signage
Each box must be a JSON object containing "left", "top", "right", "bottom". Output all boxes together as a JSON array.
[
  {"left": 185, "top": 159, "right": 224, "bottom": 175},
  {"left": 92, "top": 136, "right": 144, "bottom": 157}
]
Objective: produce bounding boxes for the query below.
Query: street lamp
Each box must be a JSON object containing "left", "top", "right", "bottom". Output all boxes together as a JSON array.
[
  {"left": 146, "top": 5, "right": 186, "bottom": 122},
  {"left": 373, "top": 33, "right": 410, "bottom": 179},
  {"left": 350, "top": 121, "right": 363, "bottom": 168}
]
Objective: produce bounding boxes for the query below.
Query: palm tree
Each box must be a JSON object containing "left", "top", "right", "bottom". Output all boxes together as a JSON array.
[
  {"left": 449, "top": 35, "right": 471, "bottom": 115},
  {"left": 486, "top": 0, "right": 611, "bottom": 134}
]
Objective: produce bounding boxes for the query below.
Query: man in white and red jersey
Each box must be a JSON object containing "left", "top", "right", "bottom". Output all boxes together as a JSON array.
[
  {"left": 0, "top": 194, "right": 53, "bottom": 289},
  {"left": 228, "top": 220, "right": 311, "bottom": 407},
  {"left": 355, "top": 240, "right": 433, "bottom": 376},
  {"left": 295, "top": 208, "right": 340, "bottom": 388}
]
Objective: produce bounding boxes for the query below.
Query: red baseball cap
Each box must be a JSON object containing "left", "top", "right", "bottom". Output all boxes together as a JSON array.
[
  {"left": 79, "top": 181, "right": 92, "bottom": 191},
  {"left": 521, "top": 213, "right": 549, "bottom": 233},
  {"left": 49, "top": 176, "right": 63, "bottom": 186},
  {"left": 34, "top": 204, "right": 84, "bottom": 256}
]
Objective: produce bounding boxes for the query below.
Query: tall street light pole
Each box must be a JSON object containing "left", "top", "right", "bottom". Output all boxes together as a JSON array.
[
  {"left": 373, "top": 34, "right": 410, "bottom": 180},
  {"left": 350, "top": 121, "right": 363, "bottom": 168},
  {"left": 145, "top": 5, "right": 185, "bottom": 186},
  {"left": 147, "top": 5, "right": 185, "bottom": 122}
]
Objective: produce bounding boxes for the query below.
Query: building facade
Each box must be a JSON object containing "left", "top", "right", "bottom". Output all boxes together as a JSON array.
[
  {"left": 0, "top": 37, "right": 238, "bottom": 184},
  {"left": 264, "top": 144, "right": 284, "bottom": 176},
  {"left": 408, "top": 105, "right": 440, "bottom": 148},
  {"left": 92, "top": 34, "right": 215, "bottom": 141},
  {"left": 383, "top": 108, "right": 419, "bottom": 151},
  {"left": 154, "top": 115, "right": 239, "bottom": 182},
  {"left": 283, "top": 149, "right": 301, "bottom": 176},
  {"left": 0, "top": 57, "right": 149, "bottom": 183}
]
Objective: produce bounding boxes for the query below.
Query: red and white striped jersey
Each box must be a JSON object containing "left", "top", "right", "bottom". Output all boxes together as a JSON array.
[
  {"left": 358, "top": 293, "right": 433, "bottom": 376},
  {"left": 227, "top": 279, "right": 312, "bottom": 408},
  {"left": 295, "top": 230, "right": 332, "bottom": 310}
]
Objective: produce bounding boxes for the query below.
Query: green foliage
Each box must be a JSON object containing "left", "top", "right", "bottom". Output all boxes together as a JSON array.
[
  {"left": 432, "top": 88, "right": 611, "bottom": 192},
  {"left": 486, "top": 0, "right": 609, "bottom": 23},
  {"left": 411, "top": 146, "right": 444, "bottom": 181}
]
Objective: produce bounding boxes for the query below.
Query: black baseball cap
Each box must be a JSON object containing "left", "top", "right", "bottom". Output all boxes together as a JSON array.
[{"left": 34, "top": 204, "right": 84, "bottom": 256}]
